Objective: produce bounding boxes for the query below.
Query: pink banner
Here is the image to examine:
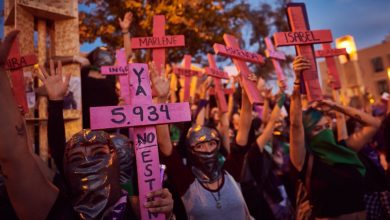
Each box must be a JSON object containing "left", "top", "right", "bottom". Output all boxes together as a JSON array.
[
  {"left": 131, "top": 36, "right": 185, "bottom": 49},
  {"left": 214, "top": 43, "right": 264, "bottom": 64},
  {"left": 5, "top": 54, "right": 37, "bottom": 70},
  {"left": 6, "top": 33, "right": 37, "bottom": 114},
  {"left": 315, "top": 48, "right": 347, "bottom": 58},
  {"left": 173, "top": 67, "right": 201, "bottom": 77},
  {"left": 101, "top": 65, "right": 128, "bottom": 75},
  {"left": 274, "top": 30, "right": 333, "bottom": 47},
  {"left": 273, "top": 3, "right": 330, "bottom": 101},
  {"left": 90, "top": 102, "right": 191, "bottom": 130},
  {"left": 264, "top": 37, "right": 286, "bottom": 82},
  {"left": 133, "top": 126, "right": 164, "bottom": 220},
  {"left": 215, "top": 34, "right": 263, "bottom": 105}
]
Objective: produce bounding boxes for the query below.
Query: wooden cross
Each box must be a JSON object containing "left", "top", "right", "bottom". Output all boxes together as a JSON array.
[
  {"left": 4, "top": 31, "right": 38, "bottom": 114},
  {"left": 173, "top": 55, "right": 202, "bottom": 102},
  {"left": 273, "top": 3, "right": 333, "bottom": 101},
  {"left": 264, "top": 37, "right": 286, "bottom": 82},
  {"left": 315, "top": 43, "right": 347, "bottom": 90},
  {"left": 214, "top": 34, "right": 264, "bottom": 104},
  {"left": 205, "top": 53, "right": 229, "bottom": 113},
  {"left": 131, "top": 15, "right": 185, "bottom": 74},
  {"left": 93, "top": 53, "right": 191, "bottom": 220}
]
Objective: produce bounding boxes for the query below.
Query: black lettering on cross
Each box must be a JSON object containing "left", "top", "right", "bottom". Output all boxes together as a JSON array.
[{"left": 133, "top": 67, "right": 147, "bottom": 96}]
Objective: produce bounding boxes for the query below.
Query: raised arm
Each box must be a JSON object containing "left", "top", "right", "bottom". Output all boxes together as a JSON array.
[
  {"left": 318, "top": 99, "right": 381, "bottom": 152},
  {"left": 0, "top": 31, "right": 58, "bottom": 220},
  {"left": 195, "top": 77, "right": 212, "bottom": 126},
  {"left": 256, "top": 82, "right": 286, "bottom": 151},
  {"left": 289, "top": 56, "right": 310, "bottom": 171},
  {"left": 235, "top": 73, "right": 255, "bottom": 146},
  {"left": 149, "top": 62, "right": 173, "bottom": 156},
  {"left": 119, "top": 12, "right": 133, "bottom": 62},
  {"left": 37, "top": 60, "right": 71, "bottom": 174},
  {"left": 332, "top": 90, "right": 348, "bottom": 141}
]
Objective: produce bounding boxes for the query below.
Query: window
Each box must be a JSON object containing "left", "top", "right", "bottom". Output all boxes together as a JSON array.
[
  {"left": 377, "top": 80, "right": 389, "bottom": 94},
  {"left": 371, "top": 57, "right": 384, "bottom": 72}
]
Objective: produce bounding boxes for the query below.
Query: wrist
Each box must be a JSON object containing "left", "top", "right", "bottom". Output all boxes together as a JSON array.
[{"left": 121, "top": 29, "right": 129, "bottom": 34}]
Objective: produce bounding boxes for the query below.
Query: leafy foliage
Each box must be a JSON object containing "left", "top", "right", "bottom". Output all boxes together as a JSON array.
[{"left": 79, "top": 0, "right": 289, "bottom": 77}]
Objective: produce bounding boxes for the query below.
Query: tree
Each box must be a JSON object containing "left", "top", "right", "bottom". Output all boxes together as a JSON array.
[{"left": 79, "top": 0, "right": 288, "bottom": 70}]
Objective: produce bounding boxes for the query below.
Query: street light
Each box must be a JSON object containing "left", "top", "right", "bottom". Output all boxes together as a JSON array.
[{"left": 336, "top": 35, "right": 358, "bottom": 64}]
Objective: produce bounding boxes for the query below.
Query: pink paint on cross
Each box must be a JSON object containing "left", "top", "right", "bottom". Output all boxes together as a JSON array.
[
  {"left": 214, "top": 34, "right": 264, "bottom": 104},
  {"left": 264, "top": 37, "right": 286, "bottom": 82},
  {"left": 101, "top": 50, "right": 131, "bottom": 104},
  {"left": 131, "top": 15, "right": 185, "bottom": 74},
  {"left": 5, "top": 32, "right": 37, "bottom": 114},
  {"left": 205, "top": 54, "right": 229, "bottom": 113},
  {"left": 173, "top": 55, "right": 202, "bottom": 102},
  {"left": 91, "top": 63, "right": 191, "bottom": 220},
  {"left": 315, "top": 44, "right": 347, "bottom": 90},
  {"left": 273, "top": 3, "right": 333, "bottom": 101}
]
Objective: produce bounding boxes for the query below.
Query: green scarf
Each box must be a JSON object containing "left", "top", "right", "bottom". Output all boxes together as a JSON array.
[{"left": 308, "top": 129, "right": 366, "bottom": 176}]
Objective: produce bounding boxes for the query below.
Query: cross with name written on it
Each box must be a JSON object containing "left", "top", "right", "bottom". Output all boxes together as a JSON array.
[
  {"left": 205, "top": 53, "right": 229, "bottom": 113},
  {"left": 131, "top": 15, "right": 185, "bottom": 74},
  {"left": 315, "top": 43, "right": 347, "bottom": 90},
  {"left": 273, "top": 3, "right": 333, "bottom": 101},
  {"left": 173, "top": 55, "right": 202, "bottom": 102},
  {"left": 264, "top": 37, "right": 286, "bottom": 82},
  {"left": 4, "top": 31, "right": 38, "bottom": 114},
  {"left": 214, "top": 34, "right": 264, "bottom": 105},
  {"left": 91, "top": 54, "right": 191, "bottom": 220}
]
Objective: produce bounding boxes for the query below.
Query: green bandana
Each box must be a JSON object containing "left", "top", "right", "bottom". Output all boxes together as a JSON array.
[{"left": 308, "top": 129, "right": 366, "bottom": 176}]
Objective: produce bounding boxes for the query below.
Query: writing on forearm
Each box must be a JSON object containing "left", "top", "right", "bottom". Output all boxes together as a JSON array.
[{"left": 331, "top": 104, "right": 364, "bottom": 124}]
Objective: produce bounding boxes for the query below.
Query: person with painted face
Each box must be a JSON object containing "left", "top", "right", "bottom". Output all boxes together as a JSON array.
[
  {"left": 290, "top": 56, "right": 381, "bottom": 219},
  {"left": 157, "top": 78, "right": 255, "bottom": 219}
]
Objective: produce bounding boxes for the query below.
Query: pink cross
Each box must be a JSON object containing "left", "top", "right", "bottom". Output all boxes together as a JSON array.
[
  {"left": 264, "top": 37, "right": 286, "bottom": 82},
  {"left": 173, "top": 55, "right": 202, "bottom": 102},
  {"left": 213, "top": 34, "right": 264, "bottom": 104},
  {"left": 93, "top": 50, "right": 191, "bottom": 220},
  {"left": 131, "top": 15, "right": 185, "bottom": 74},
  {"left": 205, "top": 53, "right": 229, "bottom": 113},
  {"left": 315, "top": 44, "right": 347, "bottom": 90},
  {"left": 273, "top": 3, "right": 333, "bottom": 101},
  {"left": 4, "top": 32, "right": 37, "bottom": 114}
]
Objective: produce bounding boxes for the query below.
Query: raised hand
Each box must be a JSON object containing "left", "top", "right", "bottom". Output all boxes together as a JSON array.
[
  {"left": 150, "top": 61, "right": 170, "bottom": 101},
  {"left": 36, "top": 60, "right": 71, "bottom": 101},
  {"left": 118, "top": 12, "right": 133, "bottom": 33},
  {"left": 292, "top": 56, "right": 311, "bottom": 81},
  {"left": 144, "top": 188, "right": 174, "bottom": 217}
]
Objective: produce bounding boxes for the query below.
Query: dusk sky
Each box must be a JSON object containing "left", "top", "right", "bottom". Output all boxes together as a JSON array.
[
  {"left": 1, "top": 1, "right": 390, "bottom": 53},
  {"left": 80, "top": 0, "right": 390, "bottom": 53}
]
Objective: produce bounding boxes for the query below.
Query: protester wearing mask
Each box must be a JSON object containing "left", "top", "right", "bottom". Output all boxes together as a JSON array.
[
  {"left": 157, "top": 84, "right": 255, "bottom": 219},
  {"left": 290, "top": 56, "right": 381, "bottom": 219}
]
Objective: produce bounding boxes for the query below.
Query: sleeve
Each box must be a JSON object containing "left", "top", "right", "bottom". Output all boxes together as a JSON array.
[
  {"left": 223, "top": 141, "right": 252, "bottom": 182},
  {"left": 48, "top": 100, "right": 66, "bottom": 174},
  {"left": 159, "top": 149, "right": 194, "bottom": 196}
]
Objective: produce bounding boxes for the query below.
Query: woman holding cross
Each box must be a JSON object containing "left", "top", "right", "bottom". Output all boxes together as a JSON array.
[
  {"left": 290, "top": 56, "right": 381, "bottom": 220},
  {"left": 154, "top": 67, "right": 255, "bottom": 219}
]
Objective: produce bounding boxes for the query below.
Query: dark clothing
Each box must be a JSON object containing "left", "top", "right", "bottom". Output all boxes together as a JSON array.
[
  {"left": 81, "top": 67, "right": 118, "bottom": 129},
  {"left": 241, "top": 143, "right": 294, "bottom": 220},
  {"left": 305, "top": 153, "right": 365, "bottom": 218}
]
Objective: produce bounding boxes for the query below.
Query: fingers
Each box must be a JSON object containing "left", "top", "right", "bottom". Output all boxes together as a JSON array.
[
  {"left": 49, "top": 59, "right": 55, "bottom": 76},
  {"left": 38, "top": 65, "right": 49, "bottom": 80},
  {"left": 64, "top": 72, "right": 71, "bottom": 86},
  {"left": 57, "top": 61, "right": 62, "bottom": 78},
  {"left": 144, "top": 188, "right": 173, "bottom": 214},
  {"left": 292, "top": 56, "right": 311, "bottom": 72}
]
